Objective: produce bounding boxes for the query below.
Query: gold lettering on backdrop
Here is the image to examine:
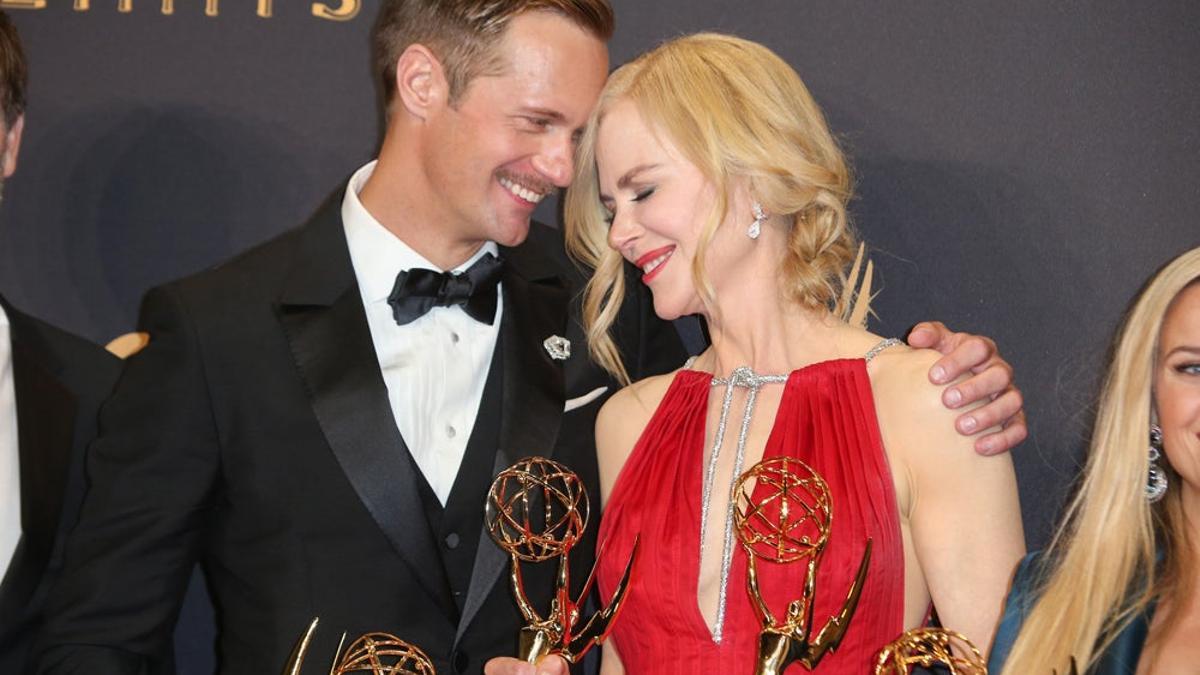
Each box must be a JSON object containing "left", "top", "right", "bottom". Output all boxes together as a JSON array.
[
  {"left": 72, "top": 0, "right": 131, "bottom": 10},
  {"left": 0, "top": 1, "right": 48, "bottom": 10},
  {"left": 10, "top": 0, "right": 350, "bottom": 19},
  {"left": 311, "top": 0, "right": 358, "bottom": 21}
]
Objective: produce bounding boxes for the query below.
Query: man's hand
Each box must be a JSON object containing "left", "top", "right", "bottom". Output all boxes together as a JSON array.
[
  {"left": 907, "top": 321, "right": 1027, "bottom": 456},
  {"left": 483, "top": 656, "right": 569, "bottom": 675}
]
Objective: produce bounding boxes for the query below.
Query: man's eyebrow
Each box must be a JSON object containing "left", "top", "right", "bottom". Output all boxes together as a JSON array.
[
  {"left": 518, "top": 106, "right": 566, "bottom": 122},
  {"left": 599, "top": 164, "right": 660, "bottom": 203}
]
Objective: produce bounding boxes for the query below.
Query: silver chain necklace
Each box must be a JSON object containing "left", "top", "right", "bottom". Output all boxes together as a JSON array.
[
  {"left": 695, "top": 338, "right": 901, "bottom": 644},
  {"left": 699, "top": 366, "right": 789, "bottom": 644}
]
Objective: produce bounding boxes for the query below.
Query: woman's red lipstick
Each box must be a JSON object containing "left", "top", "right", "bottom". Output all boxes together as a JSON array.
[{"left": 635, "top": 246, "right": 675, "bottom": 284}]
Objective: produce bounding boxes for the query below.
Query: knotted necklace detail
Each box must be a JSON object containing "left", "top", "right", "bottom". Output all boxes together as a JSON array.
[{"left": 700, "top": 365, "right": 789, "bottom": 644}]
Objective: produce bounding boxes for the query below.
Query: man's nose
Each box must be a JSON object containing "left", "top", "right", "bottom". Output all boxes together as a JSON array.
[{"left": 531, "top": 134, "right": 574, "bottom": 188}]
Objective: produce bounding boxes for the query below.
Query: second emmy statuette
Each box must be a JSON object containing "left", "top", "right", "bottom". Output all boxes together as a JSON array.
[
  {"left": 873, "top": 627, "right": 986, "bottom": 675},
  {"left": 485, "top": 457, "right": 638, "bottom": 664},
  {"left": 733, "top": 456, "right": 873, "bottom": 674},
  {"left": 282, "top": 617, "right": 437, "bottom": 675}
]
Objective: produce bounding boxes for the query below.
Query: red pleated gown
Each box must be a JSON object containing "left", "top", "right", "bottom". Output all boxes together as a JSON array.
[{"left": 597, "top": 359, "right": 904, "bottom": 673}]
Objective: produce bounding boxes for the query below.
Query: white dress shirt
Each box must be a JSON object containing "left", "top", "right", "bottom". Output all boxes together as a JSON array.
[
  {"left": 342, "top": 161, "right": 502, "bottom": 505},
  {"left": 0, "top": 303, "right": 20, "bottom": 582}
]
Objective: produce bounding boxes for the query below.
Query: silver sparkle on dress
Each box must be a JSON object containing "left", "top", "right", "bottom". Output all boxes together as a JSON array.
[{"left": 694, "top": 337, "right": 902, "bottom": 644}]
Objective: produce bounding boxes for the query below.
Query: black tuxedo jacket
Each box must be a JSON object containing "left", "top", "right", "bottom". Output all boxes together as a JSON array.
[
  {"left": 0, "top": 297, "right": 120, "bottom": 674},
  {"left": 36, "top": 193, "right": 686, "bottom": 675}
]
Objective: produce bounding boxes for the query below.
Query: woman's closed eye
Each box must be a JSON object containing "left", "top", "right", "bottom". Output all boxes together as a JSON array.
[{"left": 632, "top": 186, "right": 656, "bottom": 202}]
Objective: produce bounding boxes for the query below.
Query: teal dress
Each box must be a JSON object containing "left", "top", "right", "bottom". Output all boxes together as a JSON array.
[{"left": 988, "top": 552, "right": 1154, "bottom": 674}]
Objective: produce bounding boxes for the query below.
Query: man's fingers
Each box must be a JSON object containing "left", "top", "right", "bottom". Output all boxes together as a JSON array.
[
  {"left": 929, "top": 335, "right": 998, "bottom": 384},
  {"left": 483, "top": 659, "right": 537, "bottom": 675},
  {"left": 955, "top": 387, "right": 1023, "bottom": 436},
  {"left": 536, "top": 656, "right": 570, "bottom": 675},
  {"left": 943, "top": 362, "right": 1013, "bottom": 409},
  {"left": 974, "top": 411, "right": 1028, "bottom": 455},
  {"left": 906, "top": 321, "right": 950, "bottom": 351}
]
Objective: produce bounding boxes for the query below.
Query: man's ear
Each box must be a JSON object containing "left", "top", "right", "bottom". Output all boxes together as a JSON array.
[
  {"left": 393, "top": 45, "right": 448, "bottom": 121},
  {"left": 2, "top": 114, "right": 23, "bottom": 179}
]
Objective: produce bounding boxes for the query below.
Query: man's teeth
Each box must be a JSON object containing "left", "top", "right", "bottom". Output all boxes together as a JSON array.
[
  {"left": 643, "top": 251, "right": 670, "bottom": 275},
  {"left": 498, "top": 177, "right": 546, "bottom": 204}
]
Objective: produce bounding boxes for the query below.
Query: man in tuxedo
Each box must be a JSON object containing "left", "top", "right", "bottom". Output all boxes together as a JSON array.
[
  {"left": 0, "top": 12, "right": 123, "bottom": 673},
  {"left": 36, "top": 2, "right": 1025, "bottom": 674}
]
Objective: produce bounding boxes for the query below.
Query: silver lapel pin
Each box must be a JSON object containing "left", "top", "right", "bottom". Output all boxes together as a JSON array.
[{"left": 543, "top": 335, "right": 571, "bottom": 361}]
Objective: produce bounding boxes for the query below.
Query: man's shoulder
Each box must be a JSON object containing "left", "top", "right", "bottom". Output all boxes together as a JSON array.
[
  {"left": 3, "top": 301, "right": 122, "bottom": 392},
  {"left": 174, "top": 227, "right": 302, "bottom": 290},
  {"left": 162, "top": 193, "right": 346, "bottom": 309}
]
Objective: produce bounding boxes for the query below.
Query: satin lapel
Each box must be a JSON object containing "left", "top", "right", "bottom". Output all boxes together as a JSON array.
[
  {"left": 276, "top": 205, "right": 455, "bottom": 618},
  {"left": 456, "top": 258, "right": 568, "bottom": 642},
  {"left": 0, "top": 303, "right": 76, "bottom": 614}
]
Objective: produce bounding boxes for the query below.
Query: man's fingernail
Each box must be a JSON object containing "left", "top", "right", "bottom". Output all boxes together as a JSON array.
[
  {"left": 979, "top": 439, "right": 996, "bottom": 454},
  {"left": 945, "top": 387, "right": 962, "bottom": 405},
  {"left": 960, "top": 415, "right": 977, "bottom": 432},
  {"left": 931, "top": 365, "right": 947, "bottom": 383}
]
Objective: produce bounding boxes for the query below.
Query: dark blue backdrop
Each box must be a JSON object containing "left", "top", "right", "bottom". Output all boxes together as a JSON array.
[{"left": 3, "top": 1, "right": 1198, "bottom": 671}]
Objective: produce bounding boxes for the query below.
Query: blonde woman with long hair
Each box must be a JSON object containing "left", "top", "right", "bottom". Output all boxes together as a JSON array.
[
  {"left": 990, "top": 246, "right": 1200, "bottom": 674},
  {"left": 553, "top": 33, "right": 1024, "bottom": 674}
]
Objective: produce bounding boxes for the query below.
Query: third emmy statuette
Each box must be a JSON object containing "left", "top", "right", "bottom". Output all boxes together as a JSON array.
[
  {"left": 733, "top": 456, "right": 872, "bottom": 673},
  {"left": 873, "top": 627, "right": 985, "bottom": 674},
  {"left": 485, "top": 457, "right": 638, "bottom": 664},
  {"left": 282, "top": 617, "right": 436, "bottom": 675}
]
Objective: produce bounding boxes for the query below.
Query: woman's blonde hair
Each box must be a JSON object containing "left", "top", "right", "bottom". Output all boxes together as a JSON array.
[
  {"left": 1001, "top": 246, "right": 1200, "bottom": 673},
  {"left": 564, "top": 33, "right": 857, "bottom": 383}
]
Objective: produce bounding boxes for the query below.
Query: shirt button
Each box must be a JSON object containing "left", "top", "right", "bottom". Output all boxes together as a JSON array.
[
  {"left": 446, "top": 425, "right": 457, "bottom": 438},
  {"left": 451, "top": 332, "right": 460, "bottom": 344},
  {"left": 445, "top": 532, "right": 460, "bottom": 549}
]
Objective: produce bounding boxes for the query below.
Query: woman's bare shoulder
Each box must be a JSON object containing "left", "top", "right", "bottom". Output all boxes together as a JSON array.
[
  {"left": 595, "top": 369, "right": 686, "bottom": 502},
  {"left": 868, "top": 345, "right": 947, "bottom": 419},
  {"left": 602, "top": 369, "right": 679, "bottom": 420}
]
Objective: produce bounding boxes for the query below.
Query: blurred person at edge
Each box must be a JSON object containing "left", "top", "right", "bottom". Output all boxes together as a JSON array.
[
  {"left": 0, "top": 10, "right": 122, "bottom": 674},
  {"left": 990, "top": 246, "right": 1200, "bottom": 674},
  {"left": 34, "top": 2, "right": 1023, "bottom": 674}
]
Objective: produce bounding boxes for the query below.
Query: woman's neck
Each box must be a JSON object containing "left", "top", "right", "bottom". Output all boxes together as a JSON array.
[{"left": 697, "top": 289, "right": 856, "bottom": 377}]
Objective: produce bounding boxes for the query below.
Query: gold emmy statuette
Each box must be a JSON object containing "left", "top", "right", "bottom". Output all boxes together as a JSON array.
[
  {"left": 282, "top": 617, "right": 437, "bottom": 675},
  {"left": 733, "top": 456, "right": 872, "bottom": 674},
  {"left": 485, "top": 457, "right": 638, "bottom": 664},
  {"left": 873, "top": 627, "right": 986, "bottom": 674}
]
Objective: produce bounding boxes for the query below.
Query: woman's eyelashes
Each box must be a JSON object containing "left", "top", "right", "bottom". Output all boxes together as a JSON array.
[
  {"left": 632, "top": 186, "right": 656, "bottom": 202},
  {"left": 601, "top": 187, "right": 657, "bottom": 224}
]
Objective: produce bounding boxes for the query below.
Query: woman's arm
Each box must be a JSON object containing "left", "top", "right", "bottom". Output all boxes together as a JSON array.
[{"left": 873, "top": 348, "right": 1026, "bottom": 653}]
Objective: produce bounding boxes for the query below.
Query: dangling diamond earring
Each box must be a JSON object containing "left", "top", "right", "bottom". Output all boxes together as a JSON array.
[
  {"left": 747, "top": 202, "right": 766, "bottom": 240},
  {"left": 1146, "top": 423, "right": 1168, "bottom": 503}
]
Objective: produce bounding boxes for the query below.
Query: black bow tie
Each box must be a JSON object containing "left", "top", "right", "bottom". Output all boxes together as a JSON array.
[{"left": 387, "top": 252, "right": 504, "bottom": 326}]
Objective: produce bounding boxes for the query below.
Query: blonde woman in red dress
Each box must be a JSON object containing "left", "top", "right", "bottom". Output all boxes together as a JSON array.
[{"left": 559, "top": 33, "right": 1024, "bottom": 674}]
